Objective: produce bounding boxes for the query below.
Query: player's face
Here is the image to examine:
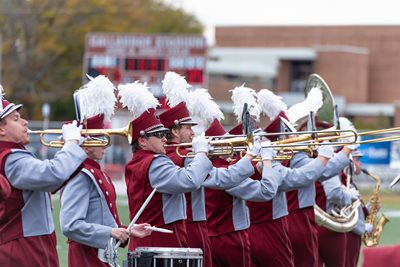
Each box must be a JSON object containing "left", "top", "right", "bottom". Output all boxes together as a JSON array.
[
  {"left": 175, "top": 124, "right": 195, "bottom": 143},
  {"left": 141, "top": 132, "right": 167, "bottom": 154},
  {"left": 0, "top": 110, "right": 30, "bottom": 145},
  {"left": 85, "top": 146, "right": 106, "bottom": 161}
]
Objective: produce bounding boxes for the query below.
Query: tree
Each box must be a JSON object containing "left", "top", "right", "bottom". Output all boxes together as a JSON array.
[{"left": 0, "top": 0, "right": 202, "bottom": 119}]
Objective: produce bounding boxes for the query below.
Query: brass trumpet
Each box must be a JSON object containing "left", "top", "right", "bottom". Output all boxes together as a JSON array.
[
  {"left": 28, "top": 123, "right": 133, "bottom": 147},
  {"left": 250, "top": 146, "right": 316, "bottom": 161},
  {"left": 164, "top": 134, "right": 253, "bottom": 157}
]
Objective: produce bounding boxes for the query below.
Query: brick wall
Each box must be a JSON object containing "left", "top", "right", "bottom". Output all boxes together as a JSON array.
[{"left": 215, "top": 25, "right": 400, "bottom": 104}]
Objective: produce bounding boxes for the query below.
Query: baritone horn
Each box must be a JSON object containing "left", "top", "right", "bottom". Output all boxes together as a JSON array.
[
  {"left": 314, "top": 199, "right": 361, "bottom": 232},
  {"left": 28, "top": 123, "right": 133, "bottom": 147}
]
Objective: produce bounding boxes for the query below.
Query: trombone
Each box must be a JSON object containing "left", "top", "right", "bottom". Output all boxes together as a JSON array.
[
  {"left": 28, "top": 123, "right": 133, "bottom": 147},
  {"left": 257, "top": 129, "right": 358, "bottom": 149},
  {"left": 259, "top": 126, "right": 400, "bottom": 149},
  {"left": 167, "top": 125, "right": 400, "bottom": 159},
  {"left": 315, "top": 126, "right": 400, "bottom": 144}
]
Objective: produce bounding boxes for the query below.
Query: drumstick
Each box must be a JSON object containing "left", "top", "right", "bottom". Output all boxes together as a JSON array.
[
  {"left": 114, "top": 187, "right": 158, "bottom": 249},
  {"left": 143, "top": 225, "right": 173, "bottom": 234},
  {"left": 390, "top": 173, "right": 400, "bottom": 188}
]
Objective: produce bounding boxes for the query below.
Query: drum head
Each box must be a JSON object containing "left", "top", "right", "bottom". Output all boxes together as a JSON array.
[
  {"left": 134, "top": 247, "right": 203, "bottom": 259},
  {"left": 126, "top": 247, "right": 203, "bottom": 267}
]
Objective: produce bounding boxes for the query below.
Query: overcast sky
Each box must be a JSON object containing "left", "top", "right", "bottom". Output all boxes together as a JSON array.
[{"left": 163, "top": 0, "right": 400, "bottom": 44}]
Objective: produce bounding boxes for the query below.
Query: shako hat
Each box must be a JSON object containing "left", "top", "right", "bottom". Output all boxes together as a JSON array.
[
  {"left": 118, "top": 81, "right": 167, "bottom": 143},
  {"left": 0, "top": 84, "right": 23, "bottom": 120}
]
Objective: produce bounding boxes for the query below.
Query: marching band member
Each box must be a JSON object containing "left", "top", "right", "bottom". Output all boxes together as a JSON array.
[
  {"left": 315, "top": 117, "right": 361, "bottom": 267},
  {"left": 228, "top": 86, "right": 335, "bottom": 267},
  {"left": 59, "top": 76, "right": 151, "bottom": 267},
  {"left": 340, "top": 121, "right": 373, "bottom": 267},
  {"left": 315, "top": 176, "right": 358, "bottom": 267},
  {"left": 344, "top": 150, "right": 373, "bottom": 267},
  {"left": 257, "top": 88, "right": 356, "bottom": 267},
  {"left": 119, "top": 81, "right": 213, "bottom": 250},
  {"left": 159, "top": 73, "right": 259, "bottom": 267},
  {"left": 187, "top": 88, "right": 281, "bottom": 267},
  {"left": 0, "top": 172, "right": 11, "bottom": 201},
  {"left": 0, "top": 85, "right": 86, "bottom": 267}
]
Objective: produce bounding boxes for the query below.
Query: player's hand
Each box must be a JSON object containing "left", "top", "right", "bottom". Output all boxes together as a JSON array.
[{"left": 110, "top": 227, "right": 130, "bottom": 243}]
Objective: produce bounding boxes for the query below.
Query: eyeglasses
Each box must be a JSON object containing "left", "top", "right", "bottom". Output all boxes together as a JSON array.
[{"left": 146, "top": 131, "right": 167, "bottom": 139}]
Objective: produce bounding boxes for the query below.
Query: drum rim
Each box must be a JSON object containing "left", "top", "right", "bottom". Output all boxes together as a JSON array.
[{"left": 129, "top": 246, "right": 203, "bottom": 258}]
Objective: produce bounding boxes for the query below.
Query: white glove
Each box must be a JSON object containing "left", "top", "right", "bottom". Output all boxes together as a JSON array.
[
  {"left": 78, "top": 136, "right": 86, "bottom": 146},
  {"left": 364, "top": 223, "right": 373, "bottom": 234},
  {"left": 62, "top": 120, "right": 83, "bottom": 144},
  {"left": 317, "top": 144, "right": 334, "bottom": 159},
  {"left": 348, "top": 187, "right": 360, "bottom": 201},
  {"left": 339, "top": 119, "right": 359, "bottom": 150},
  {"left": 192, "top": 134, "right": 210, "bottom": 154},
  {"left": 345, "top": 142, "right": 360, "bottom": 151},
  {"left": 259, "top": 140, "right": 275, "bottom": 160},
  {"left": 247, "top": 135, "right": 261, "bottom": 156}
]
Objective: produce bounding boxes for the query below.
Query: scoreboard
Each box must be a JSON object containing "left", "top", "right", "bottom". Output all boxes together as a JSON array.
[{"left": 83, "top": 33, "right": 207, "bottom": 97}]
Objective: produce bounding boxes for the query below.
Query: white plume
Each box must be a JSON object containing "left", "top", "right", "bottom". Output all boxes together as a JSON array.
[
  {"left": 77, "top": 75, "right": 116, "bottom": 122},
  {"left": 305, "top": 87, "right": 323, "bottom": 113},
  {"left": 257, "top": 89, "right": 287, "bottom": 121},
  {"left": 189, "top": 88, "right": 224, "bottom": 124},
  {"left": 162, "top": 71, "right": 191, "bottom": 107},
  {"left": 230, "top": 85, "right": 260, "bottom": 122},
  {"left": 118, "top": 81, "right": 160, "bottom": 119},
  {"left": 287, "top": 87, "right": 323, "bottom": 124},
  {"left": 339, "top": 117, "right": 356, "bottom": 132}
]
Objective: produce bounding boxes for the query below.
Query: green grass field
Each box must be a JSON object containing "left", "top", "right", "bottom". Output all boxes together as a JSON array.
[
  {"left": 52, "top": 195, "right": 131, "bottom": 266},
  {"left": 52, "top": 191, "right": 400, "bottom": 267}
]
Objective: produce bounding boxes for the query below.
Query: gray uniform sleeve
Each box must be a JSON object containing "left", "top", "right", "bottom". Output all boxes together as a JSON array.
[
  {"left": 318, "top": 151, "right": 350, "bottom": 181},
  {"left": 226, "top": 166, "right": 282, "bottom": 201},
  {"left": 322, "top": 176, "right": 353, "bottom": 207},
  {"left": 5, "top": 142, "right": 87, "bottom": 192},
  {"left": 352, "top": 206, "right": 367, "bottom": 236},
  {"left": 202, "top": 157, "right": 255, "bottom": 189},
  {"left": 149, "top": 153, "right": 213, "bottom": 194},
  {"left": 278, "top": 156, "right": 326, "bottom": 192},
  {"left": 60, "top": 173, "right": 112, "bottom": 249},
  {"left": 289, "top": 151, "right": 350, "bottom": 182}
]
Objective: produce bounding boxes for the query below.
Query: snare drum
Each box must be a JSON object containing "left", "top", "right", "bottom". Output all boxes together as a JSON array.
[{"left": 124, "top": 247, "right": 203, "bottom": 267}]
